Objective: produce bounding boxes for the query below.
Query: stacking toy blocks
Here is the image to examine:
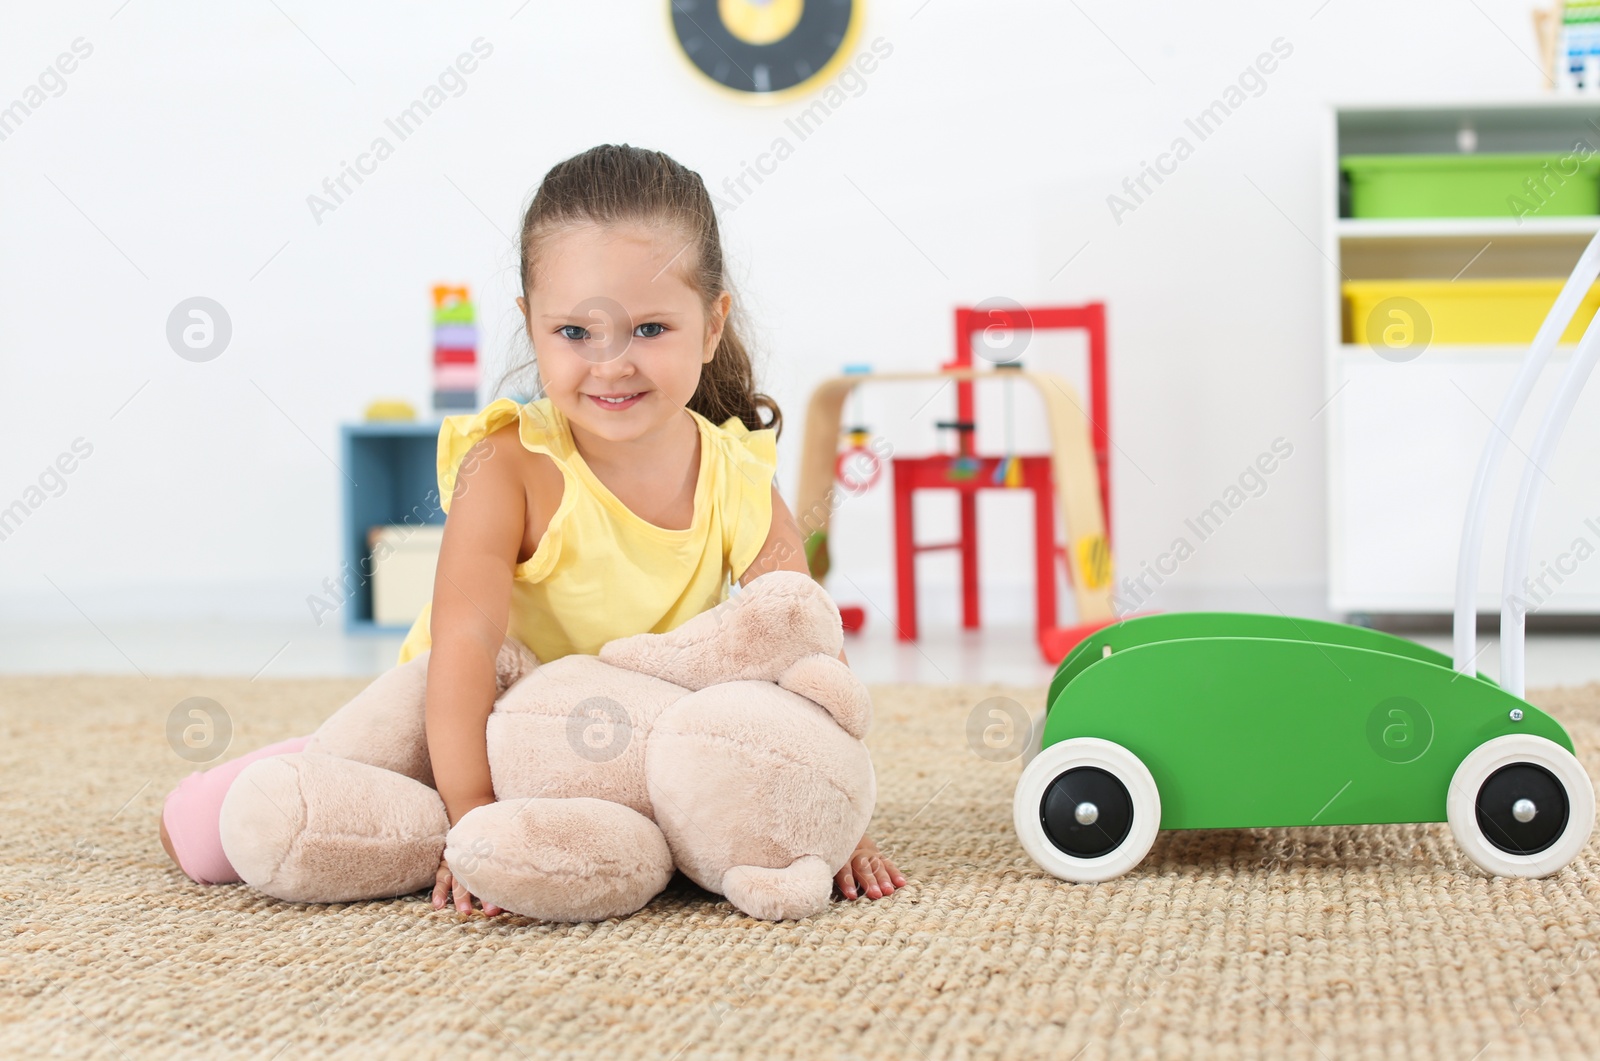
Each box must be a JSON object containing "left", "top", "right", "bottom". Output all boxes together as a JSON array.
[{"left": 432, "top": 284, "right": 478, "bottom": 414}]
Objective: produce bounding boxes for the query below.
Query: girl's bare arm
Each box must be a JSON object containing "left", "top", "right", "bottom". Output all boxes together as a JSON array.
[{"left": 425, "top": 429, "right": 527, "bottom": 827}]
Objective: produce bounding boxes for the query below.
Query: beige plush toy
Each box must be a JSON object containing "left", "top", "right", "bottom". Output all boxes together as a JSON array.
[{"left": 217, "top": 571, "right": 876, "bottom": 922}]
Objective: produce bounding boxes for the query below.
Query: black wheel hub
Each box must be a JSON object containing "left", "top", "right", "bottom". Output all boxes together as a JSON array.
[
  {"left": 1041, "top": 766, "right": 1133, "bottom": 858},
  {"left": 1475, "top": 762, "right": 1570, "bottom": 856}
]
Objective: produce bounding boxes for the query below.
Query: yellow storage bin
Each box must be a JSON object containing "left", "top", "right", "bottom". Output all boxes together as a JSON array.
[{"left": 1343, "top": 279, "right": 1600, "bottom": 346}]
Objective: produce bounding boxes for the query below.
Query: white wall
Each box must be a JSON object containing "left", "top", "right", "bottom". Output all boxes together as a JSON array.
[{"left": 0, "top": 0, "right": 1551, "bottom": 625}]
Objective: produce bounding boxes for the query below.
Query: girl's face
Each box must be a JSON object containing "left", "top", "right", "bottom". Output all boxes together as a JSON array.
[{"left": 518, "top": 221, "right": 730, "bottom": 455}]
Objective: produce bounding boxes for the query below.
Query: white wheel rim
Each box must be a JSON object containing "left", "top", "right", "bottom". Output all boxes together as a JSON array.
[
  {"left": 1013, "top": 737, "right": 1161, "bottom": 883},
  {"left": 1021, "top": 708, "right": 1046, "bottom": 769},
  {"left": 1447, "top": 733, "right": 1596, "bottom": 878}
]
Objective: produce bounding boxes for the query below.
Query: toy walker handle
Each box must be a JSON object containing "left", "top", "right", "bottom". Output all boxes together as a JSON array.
[
  {"left": 1500, "top": 287, "right": 1600, "bottom": 695},
  {"left": 1452, "top": 227, "right": 1600, "bottom": 686}
]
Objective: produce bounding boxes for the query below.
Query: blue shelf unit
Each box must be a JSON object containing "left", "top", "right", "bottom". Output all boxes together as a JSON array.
[{"left": 339, "top": 421, "right": 446, "bottom": 635}]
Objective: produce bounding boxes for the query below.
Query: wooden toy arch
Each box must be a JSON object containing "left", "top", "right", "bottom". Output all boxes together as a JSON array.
[{"left": 795, "top": 367, "right": 1116, "bottom": 625}]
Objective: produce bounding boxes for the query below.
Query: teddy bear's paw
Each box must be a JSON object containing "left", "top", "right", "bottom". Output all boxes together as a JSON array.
[
  {"left": 776, "top": 655, "right": 872, "bottom": 739},
  {"left": 494, "top": 636, "right": 541, "bottom": 693},
  {"left": 599, "top": 570, "right": 841, "bottom": 690},
  {"left": 218, "top": 753, "right": 447, "bottom": 904},
  {"left": 446, "top": 798, "right": 674, "bottom": 923},
  {"left": 721, "top": 855, "right": 834, "bottom": 921}
]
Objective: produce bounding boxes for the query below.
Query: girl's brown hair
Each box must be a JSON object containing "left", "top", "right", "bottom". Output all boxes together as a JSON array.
[{"left": 500, "top": 143, "right": 782, "bottom": 440}]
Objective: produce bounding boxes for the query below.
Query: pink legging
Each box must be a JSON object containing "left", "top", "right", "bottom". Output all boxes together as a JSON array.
[{"left": 162, "top": 735, "right": 313, "bottom": 885}]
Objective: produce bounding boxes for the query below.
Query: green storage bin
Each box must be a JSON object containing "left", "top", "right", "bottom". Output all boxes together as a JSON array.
[{"left": 1342, "top": 152, "right": 1600, "bottom": 219}]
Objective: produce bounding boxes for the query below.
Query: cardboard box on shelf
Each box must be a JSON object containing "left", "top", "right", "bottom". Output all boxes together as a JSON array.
[{"left": 368, "top": 524, "right": 445, "bottom": 627}]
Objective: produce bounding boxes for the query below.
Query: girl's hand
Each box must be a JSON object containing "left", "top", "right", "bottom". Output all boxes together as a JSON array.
[
  {"left": 835, "top": 834, "right": 907, "bottom": 900},
  {"left": 431, "top": 851, "right": 503, "bottom": 916}
]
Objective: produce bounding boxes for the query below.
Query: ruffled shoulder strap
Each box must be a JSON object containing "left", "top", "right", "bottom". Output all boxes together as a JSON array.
[
  {"left": 707, "top": 413, "right": 780, "bottom": 581},
  {"left": 437, "top": 398, "right": 517, "bottom": 514},
  {"left": 716, "top": 413, "right": 778, "bottom": 471},
  {"left": 435, "top": 396, "right": 575, "bottom": 584},
  {"left": 437, "top": 396, "right": 573, "bottom": 514}
]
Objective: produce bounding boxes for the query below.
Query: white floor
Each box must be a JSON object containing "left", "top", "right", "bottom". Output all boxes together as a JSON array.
[
  {"left": 2, "top": 610, "right": 1597, "bottom": 688},
  {"left": 0, "top": 614, "right": 1055, "bottom": 685}
]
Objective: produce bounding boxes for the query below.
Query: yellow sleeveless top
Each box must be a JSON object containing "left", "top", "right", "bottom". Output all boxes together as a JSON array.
[{"left": 396, "top": 396, "right": 778, "bottom": 666}]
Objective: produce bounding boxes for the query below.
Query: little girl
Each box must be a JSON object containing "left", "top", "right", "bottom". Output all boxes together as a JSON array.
[{"left": 159, "top": 144, "right": 905, "bottom": 915}]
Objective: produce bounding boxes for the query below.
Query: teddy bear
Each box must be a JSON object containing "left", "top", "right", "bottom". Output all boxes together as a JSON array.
[{"left": 216, "top": 570, "right": 876, "bottom": 922}]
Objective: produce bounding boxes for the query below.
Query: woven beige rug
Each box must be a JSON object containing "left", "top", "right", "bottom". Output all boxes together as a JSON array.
[{"left": 2, "top": 674, "right": 1598, "bottom": 1060}]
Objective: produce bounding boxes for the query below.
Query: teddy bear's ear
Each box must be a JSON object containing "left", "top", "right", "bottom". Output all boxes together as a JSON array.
[
  {"left": 776, "top": 655, "right": 872, "bottom": 739},
  {"left": 599, "top": 571, "right": 841, "bottom": 690},
  {"left": 494, "top": 636, "right": 540, "bottom": 694}
]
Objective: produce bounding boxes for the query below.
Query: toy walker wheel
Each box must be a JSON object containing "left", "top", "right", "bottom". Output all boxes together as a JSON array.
[
  {"left": 1013, "top": 737, "right": 1161, "bottom": 883},
  {"left": 1020, "top": 708, "right": 1046, "bottom": 769},
  {"left": 1447, "top": 734, "right": 1595, "bottom": 878}
]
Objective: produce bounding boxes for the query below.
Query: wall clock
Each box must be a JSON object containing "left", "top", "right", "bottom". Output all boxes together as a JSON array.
[{"left": 669, "top": 0, "right": 862, "bottom": 100}]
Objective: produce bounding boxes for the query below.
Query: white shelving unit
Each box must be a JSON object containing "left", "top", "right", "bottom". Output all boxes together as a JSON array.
[
  {"left": 1324, "top": 100, "right": 1600, "bottom": 618},
  {"left": 1337, "top": 217, "right": 1600, "bottom": 238}
]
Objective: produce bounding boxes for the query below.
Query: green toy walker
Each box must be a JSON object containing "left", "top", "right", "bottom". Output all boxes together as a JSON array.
[{"left": 1015, "top": 233, "right": 1600, "bottom": 884}]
